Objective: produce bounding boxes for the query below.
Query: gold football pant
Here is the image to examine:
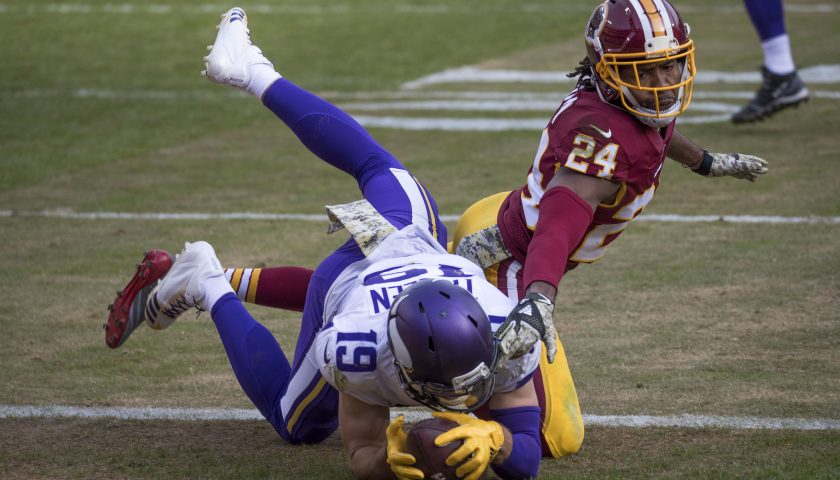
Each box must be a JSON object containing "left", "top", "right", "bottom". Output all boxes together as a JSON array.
[{"left": 451, "top": 192, "right": 584, "bottom": 458}]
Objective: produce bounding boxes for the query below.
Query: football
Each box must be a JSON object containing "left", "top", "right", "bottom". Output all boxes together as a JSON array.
[{"left": 404, "top": 417, "right": 463, "bottom": 480}]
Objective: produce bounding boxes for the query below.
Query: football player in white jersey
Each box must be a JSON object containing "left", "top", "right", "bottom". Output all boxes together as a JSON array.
[{"left": 110, "top": 8, "right": 543, "bottom": 480}]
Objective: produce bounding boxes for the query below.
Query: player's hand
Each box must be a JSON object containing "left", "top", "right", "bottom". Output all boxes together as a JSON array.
[
  {"left": 386, "top": 415, "right": 424, "bottom": 480},
  {"left": 706, "top": 152, "right": 769, "bottom": 181},
  {"left": 432, "top": 412, "right": 505, "bottom": 480},
  {"left": 494, "top": 292, "right": 557, "bottom": 363}
]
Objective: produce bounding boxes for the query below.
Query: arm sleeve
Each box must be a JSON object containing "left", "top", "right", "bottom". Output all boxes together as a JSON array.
[
  {"left": 490, "top": 406, "right": 542, "bottom": 480},
  {"left": 522, "top": 186, "right": 593, "bottom": 289}
]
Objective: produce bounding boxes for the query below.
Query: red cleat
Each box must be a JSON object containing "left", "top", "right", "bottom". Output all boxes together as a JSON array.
[{"left": 105, "top": 250, "right": 173, "bottom": 348}]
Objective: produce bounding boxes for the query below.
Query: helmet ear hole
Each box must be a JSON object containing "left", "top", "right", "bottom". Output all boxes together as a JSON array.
[{"left": 428, "top": 337, "right": 436, "bottom": 352}]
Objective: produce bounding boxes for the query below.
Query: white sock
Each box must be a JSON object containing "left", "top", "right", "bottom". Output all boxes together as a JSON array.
[
  {"left": 202, "top": 274, "right": 235, "bottom": 312},
  {"left": 762, "top": 34, "right": 796, "bottom": 75},
  {"left": 247, "top": 64, "right": 282, "bottom": 98}
]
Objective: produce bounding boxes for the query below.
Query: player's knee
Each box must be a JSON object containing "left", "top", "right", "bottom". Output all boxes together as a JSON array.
[
  {"left": 543, "top": 421, "right": 584, "bottom": 458},
  {"left": 275, "top": 420, "right": 336, "bottom": 445},
  {"left": 558, "top": 427, "right": 584, "bottom": 456}
]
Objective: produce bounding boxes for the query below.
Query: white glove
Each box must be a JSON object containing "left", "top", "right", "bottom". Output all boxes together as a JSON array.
[
  {"left": 699, "top": 151, "right": 768, "bottom": 182},
  {"left": 495, "top": 292, "right": 557, "bottom": 363}
]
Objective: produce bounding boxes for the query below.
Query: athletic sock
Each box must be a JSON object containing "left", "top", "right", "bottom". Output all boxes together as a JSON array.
[
  {"left": 224, "top": 267, "right": 312, "bottom": 311},
  {"left": 762, "top": 34, "right": 796, "bottom": 75},
  {"left": 248, "top": 63, "right": 282, "bottom": 99},
  {"left": 203, "top": 274, "right": 235, "bottom": 311}
]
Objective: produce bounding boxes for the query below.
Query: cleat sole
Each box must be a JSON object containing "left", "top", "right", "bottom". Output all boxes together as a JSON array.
[{"left": 105, "top": 250, "right": 174, "bottom": 348}]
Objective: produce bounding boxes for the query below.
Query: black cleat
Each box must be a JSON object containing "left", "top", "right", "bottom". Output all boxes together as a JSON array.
[{"left": 732, "top": 66, "right": 809, "bottom": 124}]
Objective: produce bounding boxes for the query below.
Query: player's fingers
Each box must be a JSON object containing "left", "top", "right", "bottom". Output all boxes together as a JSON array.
[
  {"left": 389, "top": 452, "right": 417, "bottom": 465},
  {"left": 393, "top": 464, "right": 425, "bottom": 480},
  {"left": 546, "top": 336, "right": 557, "bottom": 363},
  {"left": 455, "top": 456, "right": 489, "bottom": 480},
  {"left": 444, "top": 442, "right": 474, "bottom": 466},
  {"left": 434, "top": 426, "right": 468, "bottom": 447},
  {"left": 387, "top": 415, "right": 405, "bottom": 434}
]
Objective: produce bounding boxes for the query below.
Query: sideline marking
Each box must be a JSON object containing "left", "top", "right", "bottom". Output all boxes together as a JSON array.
[
  {"left": 2, "top": 404, "right": 839, "bottom": 431},
  {"left": 1, "top": 3, "right": 837, "bottom": 15},
  {"left": 1, "top": 210, "right": 839, "bottom": 225}
]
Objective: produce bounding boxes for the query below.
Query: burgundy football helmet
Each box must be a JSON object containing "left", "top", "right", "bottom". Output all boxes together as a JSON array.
[
  {"left": 585, "top": 0, "right": 696, "bottom": 127},
  {"left": 387, "top": 279, "right": 500, "bottom": 412}
]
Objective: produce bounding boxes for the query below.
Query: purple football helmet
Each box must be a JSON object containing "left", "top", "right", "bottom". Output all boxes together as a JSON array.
[{"left": 386, "top": 279, "right": 500, "bottom": 412}]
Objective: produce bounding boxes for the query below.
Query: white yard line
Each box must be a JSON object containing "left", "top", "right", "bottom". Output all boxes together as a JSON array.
[
  {"left": 401, "top": 65, "right": 840, "bottom": 89},
  {"left": 2, "top": 404, "right": 838, "bottom": 430},
  {"left": 1, "top": 3, "right": 837, "bottom": 15},
  {"left": 2, "top": 210, "right": 839, "bottom": 225},
  {"left": 7, "top": 63, "right": 839, "bottom": 127}
]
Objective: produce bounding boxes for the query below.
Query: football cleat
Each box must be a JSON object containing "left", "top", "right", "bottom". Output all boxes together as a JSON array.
[
  {"left": 732, "top": 67, "right": 809, "bottom": 123},
  {"left": 105, "top": 250, "right": 174, "bottom": 348},
  {"left": 145, "top": 241, "right": 224, "bottom": 330},
  {"left": 202, "top": 7, "right": 274, "bottom": 90}
]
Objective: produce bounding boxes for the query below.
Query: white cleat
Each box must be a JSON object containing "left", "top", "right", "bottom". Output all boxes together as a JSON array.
[
  {"left": 202, "top": 7, "right": 274, "bottom": 90},
  {"left": 145, "top": 241, "right": 224, "bottom": 330}
]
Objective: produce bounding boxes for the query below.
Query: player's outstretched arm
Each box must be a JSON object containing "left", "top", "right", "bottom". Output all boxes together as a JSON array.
[
  {"left": 339, "top": 393, "right": 405, "bottom": 479},
  {"left": 668, "top": 129, "right": 769, "bottom": 181},
  {"left": 431, "top": 380, "right": 542, "bottom": 480},
  {"left": 497, "top": 169, "right": 618, "bottom": 363},
  {"left": 488, "top": 379, "right": 542, "bottom": 479}
]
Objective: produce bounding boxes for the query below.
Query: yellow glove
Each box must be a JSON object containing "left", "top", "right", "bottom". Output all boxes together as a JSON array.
[
  {"left": 432, "top": 412, "right": 505, "bottom": 480},
  {"left": 386, "top": 415, "right": 424, "bottom": 480}
]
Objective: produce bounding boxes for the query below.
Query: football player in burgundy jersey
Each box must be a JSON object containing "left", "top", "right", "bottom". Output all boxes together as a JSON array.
[{"left": 449, "top": 0, "right": 770, "bottom": 458}]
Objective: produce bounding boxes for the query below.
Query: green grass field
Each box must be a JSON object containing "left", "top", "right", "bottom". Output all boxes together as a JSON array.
[{"left": 2, "top": 0, "right": 839, "bottom": 478}]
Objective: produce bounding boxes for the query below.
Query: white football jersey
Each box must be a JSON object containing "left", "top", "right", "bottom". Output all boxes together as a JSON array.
[{"left": 314, "top": 225, "right": 540, "bottom": 407}]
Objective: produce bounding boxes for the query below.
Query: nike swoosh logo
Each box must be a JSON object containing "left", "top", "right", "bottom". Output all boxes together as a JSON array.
[{"left": 589, "top": 124, "right": 612, "bottom": 138}]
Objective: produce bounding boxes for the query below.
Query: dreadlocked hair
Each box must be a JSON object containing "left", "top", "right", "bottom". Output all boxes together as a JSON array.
[{"left": 567, "top": 56, "right": 596, "bottom": 90}]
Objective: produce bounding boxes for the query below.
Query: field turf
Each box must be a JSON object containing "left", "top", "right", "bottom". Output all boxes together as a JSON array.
[{"left": 1, "top": 1, "right": 838, "bottom": 478}]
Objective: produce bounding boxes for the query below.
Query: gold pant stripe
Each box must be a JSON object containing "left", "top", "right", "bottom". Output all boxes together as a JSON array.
[
  {"left": 286, "top": 377, "right": 327, "bottom": 433},
  {"left": 413, "top": 175, "right": 438, "bottom": 241},
  {"left": 230, "top": 268, "right": 244, "bottom": 294},
  {"left": 245, "top": 268, "right": 261, "bottom": 304}
]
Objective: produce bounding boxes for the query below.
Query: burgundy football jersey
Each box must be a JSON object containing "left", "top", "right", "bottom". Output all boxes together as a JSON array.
[{"left": 499, "top": 87, "right": 675, "bottom": 268}]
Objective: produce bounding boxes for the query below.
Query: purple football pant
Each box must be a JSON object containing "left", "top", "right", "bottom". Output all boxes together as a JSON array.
[{"left": 210, "top": 78, "right": 445, "bottom": 442}]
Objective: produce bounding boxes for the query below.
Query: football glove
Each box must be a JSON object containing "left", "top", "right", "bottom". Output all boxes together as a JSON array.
[
  {"left": 495, "top": 292, "right": 557, "bottom": 363},
  {"left": 696, "top": 151, "right": 769, "bottom": 182},
  {"left": 386, "top": 415, "right": 424, "bottom": 480},
  {"left": 432, "top": 412, "right": 505, "bottom": 480}
]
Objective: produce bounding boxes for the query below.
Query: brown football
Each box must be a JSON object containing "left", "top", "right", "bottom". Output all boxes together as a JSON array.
[{"left": 404, "top": 417, "right": 463, "bottom": 480}]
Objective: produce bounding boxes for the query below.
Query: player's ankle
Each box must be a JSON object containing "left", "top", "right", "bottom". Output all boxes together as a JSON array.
[
  {"left": 203, "top": 275, "right": 235, "bottom": 312},
  {"left": 247, "top": 64, "right": 282, "bottom": 98}
]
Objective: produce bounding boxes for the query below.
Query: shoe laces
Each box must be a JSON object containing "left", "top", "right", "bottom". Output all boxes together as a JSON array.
[{"left": 161, "top": 294, "right": 204, "bottom": 319}]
